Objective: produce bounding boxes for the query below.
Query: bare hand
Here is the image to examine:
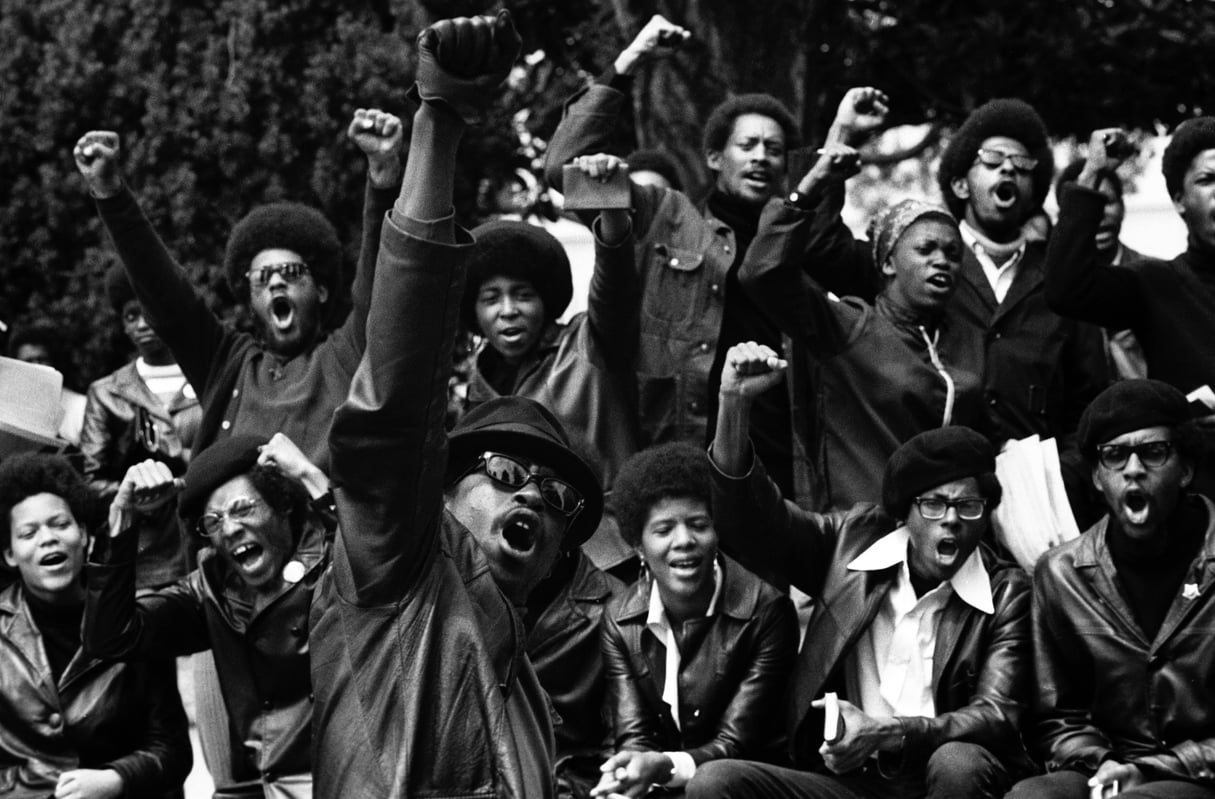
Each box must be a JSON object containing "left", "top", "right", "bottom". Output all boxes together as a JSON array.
[
  {"left": 812, "top": 697, "right": 901, "bottom": 774},
  {"left": 73, "top": 131, "right": 123, "bottom": 199},
  {"left": 348, "top": 108, "right": 404, "bottom": 187},
  {"left": 615, "top": 15, "right": 691, "bottom": 75},
  {"left": 1078, "top": 128, "right": 1129, "bottom": 187},
  {"left": 1088, "top": 760, "right": 1145, "bottom": 792},
  {"left": 832, "top": 87, "right": 890, "bottom": 143},
  {"left": 807, "top": 142, "right": 861, "bottom": 186},
  {"left": 111, "top": 460, "right": 182, "bottom": 523},
  {"left": 572, "top": 153, "right": 628, "bottom": 181},
  {"left": 55, "top": 768, "right": 123, "bottom": 799},
  {"left": 591, "top": 750, "right": 674, "bottom": 797},
  {"left": 720, "top": 341, "right": 787, "bottom": 400}
]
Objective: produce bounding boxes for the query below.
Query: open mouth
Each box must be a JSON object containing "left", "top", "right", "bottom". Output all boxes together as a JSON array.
[
  {"left": 231, "top": 541, "right": 266, "bottom": 572},
  {"left": 926, "top": 273, "right": 954, "bottom": 291},
  {"left": 39, "top": 552, "right": 68, "bottom": 567},
  {"left": 270, "top": 296, "right": 295, "bottom": 331},
  {"left": 668, "top": 555, "right": 703, "bottom": 577},
  {"left": 742, "top": 171, "right": 771, "bottom": 189},
  {"left": 501, "top": 511, "right": 538, "bottom": 554},
  {"left": 1123, "top": 488, "right": 1150, "bottom": 525},
  {"left": 936, "top": 538, "right": 959, "bottom": 559},
  {"left": 993, "top": 182, "right": 1019, "bottom": 208},
  {"left": 496, "top": 326, "right": 528, "bottom": 346}
]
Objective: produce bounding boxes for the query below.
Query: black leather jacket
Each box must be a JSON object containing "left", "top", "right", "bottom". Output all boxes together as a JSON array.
[
  {"left": 0, "top": 583, "right": 191, "bottom": 798},
  {"left": 712, "top": 454, "right": 1033, "bottom": 773},
  {"left": 600, "top": 555, "right": 797, "bottom": 767},
  {"left": 1032, "top": 497, "right": 1215, "bottom": 784}
]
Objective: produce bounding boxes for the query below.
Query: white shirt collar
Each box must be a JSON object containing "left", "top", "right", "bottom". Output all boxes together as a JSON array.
[{"left": 846, "top": 526, "right": 995, "bottom": 614}]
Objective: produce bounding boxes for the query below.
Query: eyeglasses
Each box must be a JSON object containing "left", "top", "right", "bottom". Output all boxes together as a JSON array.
[
  {"left": 912, "top": 497, "right": 988, "bottom": 521},
  {"left": 247, "top": 261, "right": 311, "bottom": 287},
  {"left": 974, "top": 148, "right": 1039, "bottom": 174},
  {"left": 460, "top": 451, "right": 584, "bottom": 517},
  {"left": 196, "top": 496, "right": 267, "bottom": 537},
  {"left": 1096, "top": 441, "right": 1174, "bottom": 470}
]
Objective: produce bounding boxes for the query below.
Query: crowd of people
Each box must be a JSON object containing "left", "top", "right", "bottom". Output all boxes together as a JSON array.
[{"left": 1, "top": 9, "right": 1214, "bottom": 799}]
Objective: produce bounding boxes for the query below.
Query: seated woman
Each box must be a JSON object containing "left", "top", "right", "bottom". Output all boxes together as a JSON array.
[
  {"left": 0, "top": 453, "right": 190, "bottom": 799},
  {"left": 84, "top": 433, "right": 331, "bottom": 798},
  {"left": 740, "top": 144, "right": 984, "bottom": 511},
  {"left": 592, "top": 442, "right": 797, "bottom": 797}
]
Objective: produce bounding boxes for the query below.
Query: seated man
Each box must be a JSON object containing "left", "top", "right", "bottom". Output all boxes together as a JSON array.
[
  {"left": 307, "top": 13, "right": 606, "bottom": 797},
  {"left": 687, "top": 342, "right": 1032, "bottom": 799},
  {"left": 1008, "top": 379, "right": 1215, "bottom": 799}
]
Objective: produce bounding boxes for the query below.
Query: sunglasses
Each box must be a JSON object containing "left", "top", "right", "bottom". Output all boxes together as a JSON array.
[
  {"left": 912, "top": 496, "right": 988, "bottom": 521},
  {"left": 1096, "top": 441, "right": 1174, "bottom": 470},
  {"left": 460, "top": 451, "right": 584, "bottom": 517},
  {"left": 974, "top": 148, "right": 1039, "bottom": 174},
  {"left": 247, "top": 261, "right": 311, "bottom": 287},
  {"left": 196, "top": 496, "right": 267, "bottom": 537}
]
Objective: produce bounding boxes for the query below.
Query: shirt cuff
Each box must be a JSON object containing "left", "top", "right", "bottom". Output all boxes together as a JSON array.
[
  {"left": 389, "top": 204, "right": 457, "bottom": 245},
  {"left": 663, "top": 751, "right": 697, "bottom": 788}
]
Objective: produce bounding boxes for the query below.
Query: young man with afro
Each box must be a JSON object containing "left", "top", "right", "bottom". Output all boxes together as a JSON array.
[{"left": 544, "top": 14, "right": 806, "bottom": 498}]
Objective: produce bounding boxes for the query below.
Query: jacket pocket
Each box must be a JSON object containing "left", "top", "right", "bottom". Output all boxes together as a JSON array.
[{"left": 643, "top": 244, "right": 705, "bottom": 325}]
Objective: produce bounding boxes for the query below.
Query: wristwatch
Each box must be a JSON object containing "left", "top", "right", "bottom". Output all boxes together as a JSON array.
[{"left": 786, "top": 190, "right": 814, "bottom": 210}]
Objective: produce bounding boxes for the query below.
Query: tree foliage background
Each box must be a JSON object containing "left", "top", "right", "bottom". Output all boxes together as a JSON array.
[{"left": 2, "top": 0, "right": 1214, "bottom": 387}]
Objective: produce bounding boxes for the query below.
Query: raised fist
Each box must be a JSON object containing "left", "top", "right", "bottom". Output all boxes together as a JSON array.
[
  {"left": 412, "top": 9, "right": 521, "bottom": 125},
  {"left": 73, "top": 131, "right": 123, "bottom": 199},
  {"left": 720, "top": 341, "right": 787, "bottom": 400},
  {"left": 348, "top": 108, "right": 404, "bottom": 187},
  {"left": 615, "top": 14, "right": 691, "bottom": 75},
  {"left": 831, "top": 87, "right": 890, "bottom": 145}
]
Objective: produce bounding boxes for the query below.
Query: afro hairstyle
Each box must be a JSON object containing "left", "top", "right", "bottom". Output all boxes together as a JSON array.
[
  {"left": 223, "top": 202, "right": 343, "bottom": 304},
  {"left": 702, "top": 93, "right": 801, "bottom": 156},
  {"left": 104, "top": 264, "right": 138, "bottom": 316},
  {"left": 1162, "top": 117, "right": 1215, "bottom": 199},
  {"left": 461, "top": 220, "right": 572, "bottom": 335},
  {"left": 0, "top": 453, "right": 96, "bottom": 552},
  {"left": 626, "top": 148, "right": 684, "bottom": 192},
  {"left": 612, "top": 441, "right": 712, "bottom": 548},
  {"left": 937, "top": 98, "right": 1053, "bottom": 221}
]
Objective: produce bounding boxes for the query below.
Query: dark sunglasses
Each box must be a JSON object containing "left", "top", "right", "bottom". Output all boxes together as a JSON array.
[
  {"left": 247, "top": 261, "right": 311, "bottom": 287},
  {"left": 461, "top": 451, "right": 584, "bottom": 517},
  {"left": 974, "top": 148, "right": 1038, "bottom": 174}
]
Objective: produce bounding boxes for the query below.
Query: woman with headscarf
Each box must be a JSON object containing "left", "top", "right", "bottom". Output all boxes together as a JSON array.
[
  {"left": 0, "top": 453, "right": 190, "bottom": 799},
  {"left": 739, "top": 144, "right": 984, "bottom": 511}
]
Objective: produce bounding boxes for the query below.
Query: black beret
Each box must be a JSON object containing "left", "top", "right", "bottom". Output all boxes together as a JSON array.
[
  {"left": 882, "top": 426, "right": 996, "bottom": 518},
  {"left": 937, "top": 98, "right": 1053, "bottom": 220},
  {"left": 461, "top": 220, "right": 572, "bottom": 335},
  {"left": 447, "top": 396, "right": 602, "bottom": 549},
  {"left": 223, "top": 203, "right": 343, "bottom": 301},
  {"left": 1162, "top": 117, "right": 1215, "bottom": 199},
  {"left": 178, "top": 435, "right": 268, "bottom": 523},
  {"left": 1078, "top": 379, "right": 1190, "bottom": 456}
]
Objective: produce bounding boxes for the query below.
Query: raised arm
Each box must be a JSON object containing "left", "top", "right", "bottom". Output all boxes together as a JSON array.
[
  {"left": 739, "top": 144, "right": 870, "bottom": 353},
  {"left": 327, "top": 12, "right": 519, "bottom": 607},
  {"left": 1044, "top": 128, "right": 1144, "bottom": 327},
  {"left": 331, "top": 108, "right": 405, "bottom": 362},
  {"left": 543, "top": 14, "right": 689, "bottom": 194},
  {"left": 74, "top": 132, "right": 229, "bottom": 394},
  {"left": 710, "top": 343, "right": 843, "bottom": 595}
]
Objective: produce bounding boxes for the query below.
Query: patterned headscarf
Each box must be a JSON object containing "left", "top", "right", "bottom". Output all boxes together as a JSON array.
[{"left": 869, "top": 199, "right": 958, "bottom": 269}]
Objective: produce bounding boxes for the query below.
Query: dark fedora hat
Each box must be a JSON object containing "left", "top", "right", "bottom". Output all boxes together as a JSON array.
[{"left": 447, "top": 397, "right": 603, "bottom": 549}]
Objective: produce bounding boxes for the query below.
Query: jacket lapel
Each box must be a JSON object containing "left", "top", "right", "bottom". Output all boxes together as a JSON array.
[
  {"left": 990, "top": 251, "right": 1043, "bottom": 325},
  {"left": 1149, "top": 495, "right": 1215, "bottom": 651}
]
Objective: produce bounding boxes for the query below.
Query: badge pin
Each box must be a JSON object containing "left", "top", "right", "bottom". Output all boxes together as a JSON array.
[
  {"left": 282, "top": 560, "right": 306, "bottom": 584},
  {"left": 1183, "top": 582, "right": 1201, "bottom": 601}
]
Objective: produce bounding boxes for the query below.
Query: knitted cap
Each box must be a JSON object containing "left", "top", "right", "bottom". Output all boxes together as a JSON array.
[
  {"left": 937, "top": 98, "right": 1053, "bottom": 220},
  {"left": 869, "top": 199, "right": 957, "bottom": 268}
]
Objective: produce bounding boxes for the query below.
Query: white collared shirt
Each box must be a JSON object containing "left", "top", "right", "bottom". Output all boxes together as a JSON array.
[
  {"left": 960, "top": 221, "right": 1025, "bottom": 304},
  {"left": 644, "top": 560, "right": 723, "bottom": 786},
  {"left": 843, "top": 527, "right": 994, "bottom": 720}
]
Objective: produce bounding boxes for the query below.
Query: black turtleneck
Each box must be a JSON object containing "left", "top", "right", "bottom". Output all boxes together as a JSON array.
[
  {"left": 25, "top": 589, "right": 84, "bottom": 683},
  {"left": 1107, "top": 494, "right": 1207, "bottom": 641},
  {"left": 705, "top": 190, "right": 795, "bottom": 496}
]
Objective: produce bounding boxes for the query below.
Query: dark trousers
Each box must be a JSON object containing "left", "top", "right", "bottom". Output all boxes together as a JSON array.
[
  {"left": 1007, "top": 770, "right": 1215, "bottom": 799},
  {"left": 686, "top": 742, "right": 1010, "bottom": 799}
]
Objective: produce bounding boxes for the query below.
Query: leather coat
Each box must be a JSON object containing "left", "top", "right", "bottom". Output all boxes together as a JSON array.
[
  {"left": 310, "top": 214, "right": 555, "bottom": 798},
  {"left": 0, "top": 583, "right": 191, "bottom": 798},
  {"left": 601, "top": 556, "right": 797, "bottom": 767},
  {"left": 85, "top": 518, "right": 328, "bottom": 797},
  {"left": 711, "top": 455, "right": 1033, "bottom": 773},
  {"left": 1032, "top": 497, "right": 1215, "bottom": 784}
]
